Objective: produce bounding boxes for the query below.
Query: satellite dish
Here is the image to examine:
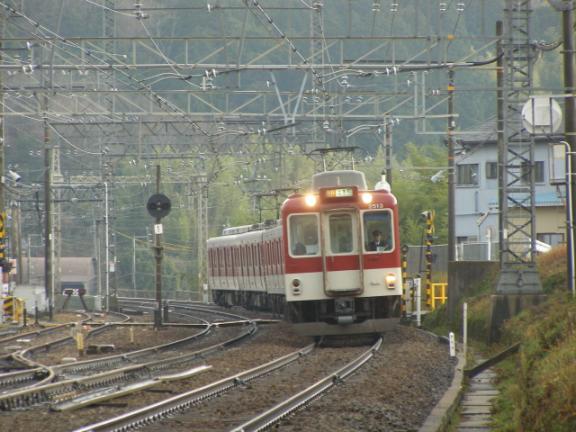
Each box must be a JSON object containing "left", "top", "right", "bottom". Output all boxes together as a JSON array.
[{"left": 522, "top": 96, "right": 562, "bottom": 135}]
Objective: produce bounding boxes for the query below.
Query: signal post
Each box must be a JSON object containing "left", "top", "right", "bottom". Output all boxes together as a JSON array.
[{"left": 146, "top": 166, "right": 171, "bottom": 329}]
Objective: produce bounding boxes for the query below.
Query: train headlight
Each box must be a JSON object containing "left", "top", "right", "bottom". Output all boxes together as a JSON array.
[
  {"left": 385, "top": 273, "right": 397, "bottom": 289},
  {"left": 291, "top": 278, "right": 302, "bottom": 295},
  {"left": 361, "top": 193, "right": 373, "bottom": 204},
  {"left": 305, "top": 194, "right": 317, "bottom": 207}
]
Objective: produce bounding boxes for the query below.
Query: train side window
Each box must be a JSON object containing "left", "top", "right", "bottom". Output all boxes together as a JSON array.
[
  {"left": 208, "top": 250, "right": 213, "bottom": 277},
  {"left": 329, "top": 213, "right": 355, "bottom": 254},
  {"left": 288, "top": 214, "right": 319, "bottom": 257},
  {"left": 363, "top": 211, "right": 393, "bottom": 252},
  {"left": 247, "top": 245, "right": 252, "bottom": 275},
  {"left": 227, "top": 248, "right": 232, "bottom": 276},
  {"left": 276, "top": 240, "right": 282, "bottom": 273},
  {"left": 219, "top": 249, "right": 224, "bottom": 276},
  {"left": 271, "top": 241, "right": 277, "bottom": 272},
  {"left": 256, "top": 245, "right": 262, "bottom": 276}
]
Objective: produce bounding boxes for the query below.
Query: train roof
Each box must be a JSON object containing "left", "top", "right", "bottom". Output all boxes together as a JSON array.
[
  {"left": 311, "top": 170, "right": 367, "bottom": 191},
  {"left": 221, "top": 219, "right": 279, "bottom": 236}
]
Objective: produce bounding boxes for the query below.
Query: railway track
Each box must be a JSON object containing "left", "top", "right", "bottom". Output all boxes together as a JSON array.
[
  {"left": 0, "top": 312, "right": 131, "bottom": 389},
  {"left": 0, "top": 305, "right": 259, "bottom": 409},
  {"left": 0, "top": 302, "right": 454, "bottom": 432},
  {"left": 72, "top": 338, "right": 379, "bottom": 432},
  {"left": 0, "top": 312, "right": 92, "bottom": 369},
  {"left": 74, "top": 342, "right": 317, "bottom": 432},
  {"left": 231, "top": 338, "right": 382, "bottom": 432},
  {"left": 0, "top": 322, "right": 256, "bottom": 411}
]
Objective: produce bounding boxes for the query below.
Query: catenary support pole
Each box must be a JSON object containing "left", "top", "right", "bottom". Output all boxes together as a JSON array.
[{"left": 562, "top": 4, "right": 576, "bottom": 297}]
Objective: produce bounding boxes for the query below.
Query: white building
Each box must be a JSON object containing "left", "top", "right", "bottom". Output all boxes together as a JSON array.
[{"left": 454, "top": 121, "right": 566, "bottom": 260}]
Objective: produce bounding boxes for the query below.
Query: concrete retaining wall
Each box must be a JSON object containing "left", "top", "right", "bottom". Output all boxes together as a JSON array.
[{"left": 447, "top": 261, "right": 499, "bottom": 323}]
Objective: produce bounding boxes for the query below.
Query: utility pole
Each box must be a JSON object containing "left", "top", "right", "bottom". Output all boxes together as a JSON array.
[
  {"left": 43, "top": 98, "right": 54, "bottom": 321},
  {"left": 384, "top": 118, "right": 393, "bottom": 185},
  {"left": 0, "top": 7, "right": 9, "bottom": 291},
  {"left": 104, "top": 182, "right": 109, "bottom": 312},
  {"left": 561, "top": 1, "right": 576, "bottom": 296},
  {"left": 12, "top": 202, "right": 22, "bottom": 285},
  {"left": 132, "top": 235, "right": 136, "bottom": 297},
  {"left": 196, "top": 178, "right": 208, "bottom": 299},
  {"left": 146, "top": 166, "right": 170, "bottom": 328},
  {"left": 155, "top": 165, "right": 162, "bottom": 328},
  {"left": 93, "top": 217, "right": 102, "bottom": 310},
  {"left": 496, "top": 20, "right": 505, "bottom": 268},
  {"left": 447, "top": 68, "right": 456, "bottom": 263}
]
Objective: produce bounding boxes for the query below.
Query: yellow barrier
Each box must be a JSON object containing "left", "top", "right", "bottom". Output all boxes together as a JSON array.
[
  {"left": 2, "top": 296, "right": 13, "bottom": 319},
  {"left": 13, "top": 298, "right": 24, "bottom": 324},
  {"left": 430, "top": 283, "right": 448, "bottom": 311},
  {"left": 2, "top": 297, "right": 25, "bottom": 324}
]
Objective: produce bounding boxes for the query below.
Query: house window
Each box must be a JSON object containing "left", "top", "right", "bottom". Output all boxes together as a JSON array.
[
  {"left": 486, "top": 162, "right": 497, "bottom": 180},
  {"left": 521, "top": 161, "right": 544, "bottom": 183},
  {"left": 457, "top": 164, "right": 479, "bottom": 186},
  {"left": 537, "top": 233, "right": 564, "bottom": 247},
  {"left": 550, "top": 144, "right": 566, "bottom": 184}
]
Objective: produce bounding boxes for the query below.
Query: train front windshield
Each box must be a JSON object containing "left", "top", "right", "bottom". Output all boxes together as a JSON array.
[
  {"left": 328, "top": 213, "right": 355, "bottom": 254},
  {"left": 363, "top": 211, "right": 393, "bottom": 252},
  {"left": 289, "top": 214, "right": 320, "bottom": 256}
]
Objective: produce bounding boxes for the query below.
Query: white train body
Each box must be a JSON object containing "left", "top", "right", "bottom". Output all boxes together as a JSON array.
[{"left": 207, "top": 170, "right": 402, "bottom": 336}]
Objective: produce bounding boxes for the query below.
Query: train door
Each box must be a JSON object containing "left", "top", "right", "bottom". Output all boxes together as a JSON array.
[{"left": 321, "top": 210, "right": 363, "bottom": 294}]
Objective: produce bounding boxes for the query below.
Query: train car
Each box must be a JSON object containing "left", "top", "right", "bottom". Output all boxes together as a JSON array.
[{"left": 207, "top": 170, "right": 402, "bottom": 336}]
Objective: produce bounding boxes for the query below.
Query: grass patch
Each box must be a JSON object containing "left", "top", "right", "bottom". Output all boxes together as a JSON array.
[
  {"left": 490, "top": 246, "right": 576, "bottom": 431},
  {"left": 427, "top": 246, "right": 575, "bottom": 431},
  {"left": 492, "top": 292, "right": 576, "bottom": 431}
]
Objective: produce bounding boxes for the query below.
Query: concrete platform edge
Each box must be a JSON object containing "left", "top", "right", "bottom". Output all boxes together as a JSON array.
[{"left": 419, "top": 347, "right": 466, "bottom": 432}]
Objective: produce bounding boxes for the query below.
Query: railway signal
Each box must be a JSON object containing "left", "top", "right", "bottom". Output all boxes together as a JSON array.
[
  {"left": 146, "top": 193, "right": 171, "bottom": 219},
  {"left": 147, "top": 166, "right": 171, "bottom": 329}
]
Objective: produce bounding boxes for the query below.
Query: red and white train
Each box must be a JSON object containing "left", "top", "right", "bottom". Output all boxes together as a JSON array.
[{"left": 207, "top": 170, "right": 402, "bottom": 336}]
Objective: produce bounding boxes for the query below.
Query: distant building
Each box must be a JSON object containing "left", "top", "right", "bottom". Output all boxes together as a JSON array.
[
  {"left": 454, "top": 120, "right": 566, "bottom": 260},
  {"left": 20, "top": 257, "right": 97, "bottom": 294}
]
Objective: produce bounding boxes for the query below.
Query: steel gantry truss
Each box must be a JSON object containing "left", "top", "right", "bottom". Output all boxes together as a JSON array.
[
  {"left": 0, "top": 1, "right": 523, "bottom": 305},
  {"left": 0, "top": 1, "right": 498, "bottom": 126},
  {"left": 496, "top": 0, "right": 542, "bottom": 293}
]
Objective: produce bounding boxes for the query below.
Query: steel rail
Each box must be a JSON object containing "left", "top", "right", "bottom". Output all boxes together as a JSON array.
[
  {"left": 0, "top": 322, "right": 211, "bottom": 394},
  {"left": 0, "top": 322, "right": 257, "bottom": 411},
  {"left": 73, "top": 342, "right": 315, "bottom": 432},
  {"left": 230, "top": 337, "right": 383, "bottom": 432},
  {"left": 0, "top": 312, "right": 93, "bottom": 366},
  {"left": 0, "top": 322, "right": 72, "bottom": 345},
  {"left": 120, "top": 298, "right": 254, "bottom": 323},
  {"left": 0, "top": 312, "right": 130, "bottom": 390},
  {"left": 0, "top": 309, "right": 207, "bottom": 393}
]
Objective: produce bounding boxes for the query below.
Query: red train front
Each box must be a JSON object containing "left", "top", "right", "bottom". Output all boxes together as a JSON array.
[
  {"left": 207, "top": 169, "right": 402, "bottom": 336},
  {"left": 282, "top": 170, "right": 402, "bottom": 336}
]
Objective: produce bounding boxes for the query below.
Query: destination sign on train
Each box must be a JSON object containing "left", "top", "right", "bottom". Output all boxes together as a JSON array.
[{"left": 325, "top": 187, "right": 354, "bottom": 198}]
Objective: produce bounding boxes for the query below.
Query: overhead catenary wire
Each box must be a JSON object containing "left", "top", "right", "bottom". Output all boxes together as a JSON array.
[
  {"left": 0, "top": 1, "right": 211, "bottom": 135},
  {"left": 79, "top": 0, "right": 136, "bottom": 18}
]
